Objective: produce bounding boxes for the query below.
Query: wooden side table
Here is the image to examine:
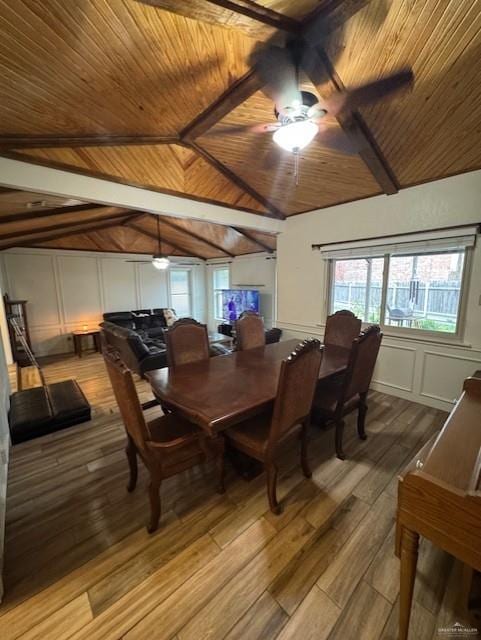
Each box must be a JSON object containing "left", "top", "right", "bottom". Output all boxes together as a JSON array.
[{"left": 72, "top": 330, "right": 101, "bottom": 358}]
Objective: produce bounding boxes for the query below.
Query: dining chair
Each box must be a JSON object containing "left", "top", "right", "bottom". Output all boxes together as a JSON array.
[
  {"left": 313, "top": 325, "right": 383, "bottom": 460},
  {"left": 165, "top": 317, "right": 210, "bottom": 368},
  {"left": 235, "top": 311, "right": 265, "bottom": 351},
  {"left": 222, "top": 339, "right": 323, "bottom": 514},
  {"left": 103, "top": 347, "right": 225, "bottom": 532},
  {"left": 324, "top": 309, "right": 362, "bottom": 349}
]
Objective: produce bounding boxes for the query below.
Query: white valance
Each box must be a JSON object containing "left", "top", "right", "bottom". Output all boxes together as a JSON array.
[{"left": 316, "top": 225, "right": 478, "bottom": 260}]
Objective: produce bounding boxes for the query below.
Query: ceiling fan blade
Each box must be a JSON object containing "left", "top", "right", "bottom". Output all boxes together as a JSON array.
[
  {"left": 315, "top": 126, "right": 360, "bottom": 155},
  {"left": 124, "top": 260, "right": 152, "bottom": 263},
  {"left": 262, "top": 144, "right": 291, "bottom": 170},
  {"left": 323, "top": 68, "right": 414, "bottom": 116},
  {"left": 302, "top": 0, "right": 372, "bottom": 47},
  {"left": 204, "top": 122, "right": 280, "bottom": 138},
  {"left": 251, "top": 45, "right": 302, "bottom": 113}
]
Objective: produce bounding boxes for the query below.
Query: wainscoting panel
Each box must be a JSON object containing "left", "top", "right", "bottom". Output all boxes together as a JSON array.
[
  {"left": 4, "top": 253, "right": 60, "bottom": 327},
  {"left": 1, "top": 248, "right": 206, "bottom": 357},
  {"left": 30, "top": 326, "right": 72, "bottom": 356},
  {"left": 420, "top": 350, "right": 481, "bottom": 404},
  {"left": 100, "top": 258, "right": 137, "bottom": 312},
  {"left": 371, "top": 343, "right": 416, "bottom": 393},
  {"left": 276, "top": 320, "right": 481, "bottom": 411},
  {"left": 138, "top": 264, "right": 169, "bottom": 310},
  {"left": 57, "top": 256, "right": 102, "bottom": 325}
]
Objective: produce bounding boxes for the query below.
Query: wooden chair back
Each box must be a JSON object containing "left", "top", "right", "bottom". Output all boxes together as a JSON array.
[
  {"left": 103, "top": 347, "right": 150, "bottom": 452},
  {"left": 235, "top": 311, "right": 265, "bottom": 351},
  {"left": 166, "top": 318, "right": 210, "bottom": 368},
  {"left": 269, "top": 339, "right": 323, "bottom": 446},
  {"left": 324, "top": 310, "right": 361, "bottom": 349},
  {"left": 343, "top": 325, "right": 383, "bottom": 401}
]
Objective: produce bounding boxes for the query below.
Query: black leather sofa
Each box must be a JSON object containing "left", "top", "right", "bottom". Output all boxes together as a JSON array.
[
  {"left": 101, "top": 309, "right": 230, "bottom": 378},
  {"left": 9, "top": 380, "right": 91, "bottom": 444},
  {"left": 217, "top": 324, "right": 283, "bottom": 345},
  {"left": 100, "top": 320, "right": 168, "bottom": 377}
]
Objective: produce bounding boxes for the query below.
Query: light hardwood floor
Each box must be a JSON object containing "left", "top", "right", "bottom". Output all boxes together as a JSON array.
[{"left": 0, "top": 353, "right": 475, "bottom": 639}]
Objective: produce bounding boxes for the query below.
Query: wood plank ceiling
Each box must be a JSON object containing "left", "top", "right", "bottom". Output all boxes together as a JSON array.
[
  {"left": 0, "top": 189, "right": 276, "bottom": 258},
  {"left": 0, "top": 0, "right": 479, "bottom": 241}
]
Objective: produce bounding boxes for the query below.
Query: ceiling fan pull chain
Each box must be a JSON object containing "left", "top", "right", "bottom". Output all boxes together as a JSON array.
[{"left": 294, "top": 150, "right": 299, "bottom": 186}]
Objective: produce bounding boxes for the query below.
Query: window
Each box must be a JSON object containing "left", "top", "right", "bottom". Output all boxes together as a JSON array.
[
  {"left": 213, "top": 267, "right": 229, "bottom": 320},
  {"left": 330, "top": 257, "right": 384, "bottom": 323},
  {"left": 169, "top": 269, "right": 191, "bottom": 317},
  {"left": 329, "top": 249, "right": 468, "bottom": 336}
]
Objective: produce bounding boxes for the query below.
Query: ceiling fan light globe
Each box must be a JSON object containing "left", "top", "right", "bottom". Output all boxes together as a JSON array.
[
  {"left": 152, "top": 256, "right": 170, "bottom": 270},
  {"left": 273, "top": 120, "right": 318, "bottom": 152}
]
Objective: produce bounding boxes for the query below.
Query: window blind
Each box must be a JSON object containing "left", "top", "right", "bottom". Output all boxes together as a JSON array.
[{"left": 317, "top": 226, "right": 478, "bottom": 260}]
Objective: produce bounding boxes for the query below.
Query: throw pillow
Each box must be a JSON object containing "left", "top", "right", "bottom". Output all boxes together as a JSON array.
[{"left": 163, "top": 308, "right": 178, "bottom": 327}]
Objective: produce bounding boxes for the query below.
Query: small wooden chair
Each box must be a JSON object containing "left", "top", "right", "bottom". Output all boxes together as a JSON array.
[
  {"left": 235, "top": 311, "right": 265, "bottom": 351},
  {"left": 324, "top": 309, "right": 361, "bottom": 349},
  {"left": 313, "top": 325, "right": 382, "bottom": 460},
  {"left": 165, "top": 318, "right": 210, "bottom": 368},
  {"left": 223, "top": 339, "right": 323, "bottom": 514},
  {"left": 103, "top": 347, "right": 224, "bottom": 532}
]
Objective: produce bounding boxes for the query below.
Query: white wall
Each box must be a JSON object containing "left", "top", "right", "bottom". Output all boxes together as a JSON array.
[
  {"left": 0, "top": 248, "right": 206, "bottom": 356},
  {"left": 206, "top": 253, "right": 277, "bottom": 331},
  {"left": 277, "top": 170, "right": 481, "bottom": 412}
]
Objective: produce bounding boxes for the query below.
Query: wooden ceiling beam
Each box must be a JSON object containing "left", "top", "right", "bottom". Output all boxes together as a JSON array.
[
  {"left": 0, "top": 209, "right": 136, "bottom": 242},
  {"left": 0, "top": 135, "right": 179, "bottom": 150},
  {"left": 231, "top": 226, "right": 274, "bottom": 253},
  {"left": 189, "top": 142, "right": 285, "bottom": 219},
  {"left": 157, "top": 216, "right": 235, "bottom": 257},
  {"left": 181, "top": 70, "right": 264, "bottom": 142},
  {"left": 0, "top": 203, "right": 108, "bottom": 225},
  {"left": 304, "top": 47, "right": 398, "bottom": 195},
  {"left": 135, "top": 0, "right": 292, "bottom": 39},
  {"left": 204, "top": 1, "right": 299, "bottom": 33},
  {"left": 126, "top": 221, "right": 206, "bottom": 260},
  {"left": 0, "top": 215, "right": 139, "bottom": 250}
]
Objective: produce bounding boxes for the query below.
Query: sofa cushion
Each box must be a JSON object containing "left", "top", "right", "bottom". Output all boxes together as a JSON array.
[
  {"left": 126, "top": 333, "right": 150, "bottom": 359},
  {"left": 103, "top": 312, "right": 135, "bottom": 330},
  {"left": 132, "top": 313, "right": 152, "bottom": 331},
  {"left": 146, "top": 326, "right": 165, "bottom": 339},
  {"left": 151, "top": 313, "right": 166, "bottom": 328}
]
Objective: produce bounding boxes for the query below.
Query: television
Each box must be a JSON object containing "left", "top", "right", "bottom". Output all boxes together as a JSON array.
[{"left": 221, "top": 289, "right": 260, "bottom": 322}]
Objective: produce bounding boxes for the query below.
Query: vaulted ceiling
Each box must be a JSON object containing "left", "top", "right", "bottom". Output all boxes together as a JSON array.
[
  {"left": 0, "top": 188, "right": 276, "bottom": 258},
  {"left": 0, "top": 0, "right": 480, "bottom": 226}
]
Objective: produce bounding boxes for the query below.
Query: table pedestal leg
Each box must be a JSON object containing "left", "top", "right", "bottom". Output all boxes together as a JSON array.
[{"left": 399, "top": 527, "right": 419, "bottom": 640}]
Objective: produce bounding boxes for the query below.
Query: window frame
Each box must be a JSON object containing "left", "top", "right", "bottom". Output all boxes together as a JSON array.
[
  {"left": 326, "top": 247, "right": 472, "bottom": 342},
  {"left": 212, "top": 266, "right": 230, "bottom": 322},
  {"left": 168, "top": 267, "right": 192, "bottom": 318}
]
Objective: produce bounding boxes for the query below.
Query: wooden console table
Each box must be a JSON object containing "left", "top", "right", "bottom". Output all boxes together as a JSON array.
[
  {"left": 396, "top": 376, "right": 481, "bottom": 639},
  {"left": 72, "top": 330, "right": 101, "bottom": 358}
]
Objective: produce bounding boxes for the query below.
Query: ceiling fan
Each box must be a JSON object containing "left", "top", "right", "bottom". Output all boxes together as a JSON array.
[
  {"left": 125, "top": 217, "right": 199, "bottom": 269},
  {"left": 206, "top": 35, "right": 414, "bottom": 167}
]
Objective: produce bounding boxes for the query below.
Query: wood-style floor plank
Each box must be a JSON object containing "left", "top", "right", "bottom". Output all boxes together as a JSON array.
[{"left": 0, "top": 352, "right": 465, "bottom": 640}]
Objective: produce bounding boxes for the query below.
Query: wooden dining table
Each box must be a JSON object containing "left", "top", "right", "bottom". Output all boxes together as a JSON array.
[{"left": 146, "top": 339, "right": 350, "bottom": 436}]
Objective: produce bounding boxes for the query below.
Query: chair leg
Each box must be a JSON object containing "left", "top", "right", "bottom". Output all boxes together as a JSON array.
[
  {"left": 266, "top": 462, "right": 281, "bottom": 515},
  {"left": 125, "top": 435, "right": 138, "bottom": 493},
  {"left": 216, "top": 440, "right": 226, "bottom": 495},
  {"left": 335, "top": 419, "right": 346, "bottom": 460},
  {"left": 147, "top": 468, "right": 162, "bottom": 533},
  {"left": 300, "top": 421, "right": 312, "bottom": 479},
  {"left": 357, "top": 393, "right": 368, "bottom": 441}
]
